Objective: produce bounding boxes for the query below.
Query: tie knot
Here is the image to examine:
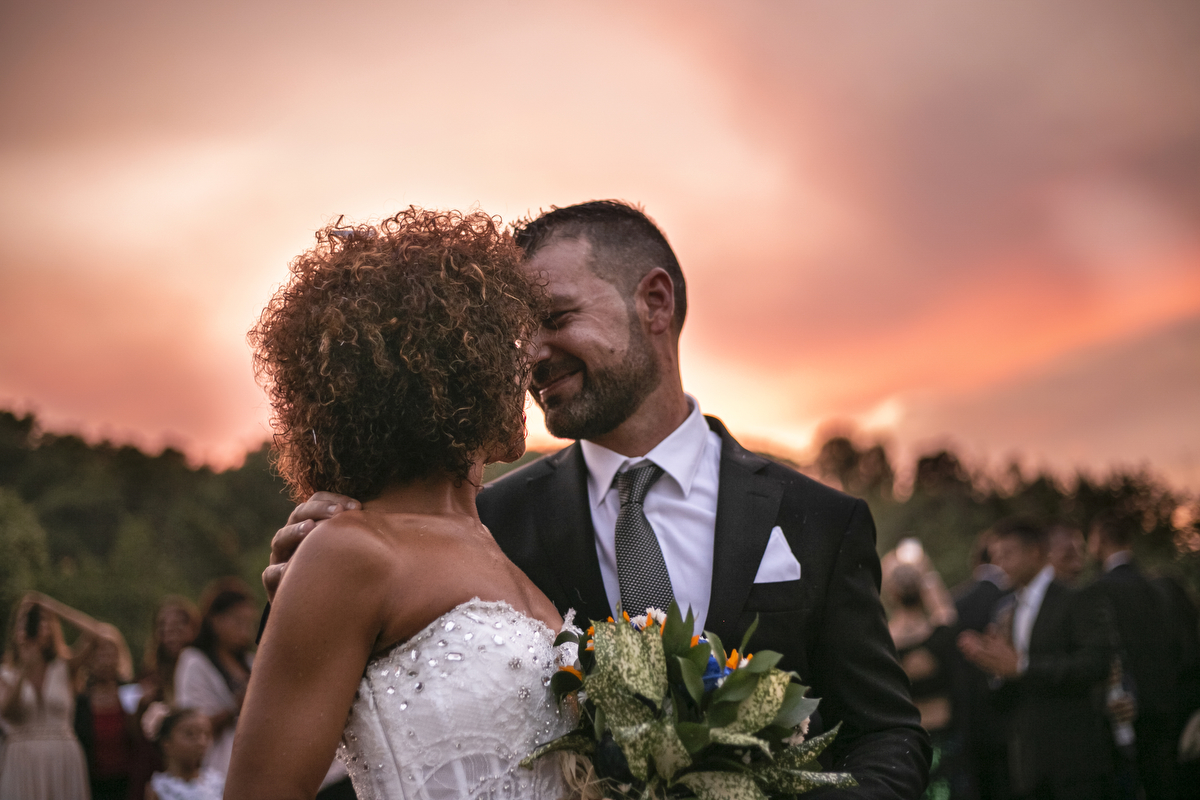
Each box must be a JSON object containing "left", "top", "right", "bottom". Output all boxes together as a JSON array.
[{"left": 615, "top": 463, "right": 664, "bottom": 507}]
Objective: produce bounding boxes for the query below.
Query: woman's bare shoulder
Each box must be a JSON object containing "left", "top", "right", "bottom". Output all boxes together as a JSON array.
[{"left": 284, "top": 509, "right": 467, "bottom": 600}]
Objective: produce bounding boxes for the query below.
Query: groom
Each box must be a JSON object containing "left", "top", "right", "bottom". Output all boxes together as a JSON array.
[{"left": 265, "top": 201, "right": 930, "bottom": 798}]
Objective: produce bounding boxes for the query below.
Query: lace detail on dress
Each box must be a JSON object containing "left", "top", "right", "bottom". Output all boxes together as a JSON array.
[{"left": 338, "top": 599, "right": 576, "bottom": 800}]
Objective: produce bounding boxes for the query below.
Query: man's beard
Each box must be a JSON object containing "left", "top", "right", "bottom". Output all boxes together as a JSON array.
[{"left": 534, "top": 336, "right": 660, "bottom": 442}]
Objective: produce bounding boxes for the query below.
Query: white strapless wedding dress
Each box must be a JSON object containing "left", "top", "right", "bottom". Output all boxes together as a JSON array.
[{"left": 338, "top": 599, "right": 577, "bottom": 800}]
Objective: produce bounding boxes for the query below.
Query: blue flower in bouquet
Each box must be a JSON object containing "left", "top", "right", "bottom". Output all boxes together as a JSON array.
[{"left": 701, "top": 652, "right": 731, "bottom": 692}]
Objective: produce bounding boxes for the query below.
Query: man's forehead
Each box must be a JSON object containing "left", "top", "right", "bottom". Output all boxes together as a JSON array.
[
  {"left": 525, "top": 234, "right": 592, "bottom": 273},
  {"left": 527, "top": 236, "right": 615, "bottom": 296}
]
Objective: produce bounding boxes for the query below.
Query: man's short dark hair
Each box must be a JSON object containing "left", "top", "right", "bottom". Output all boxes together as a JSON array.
[
  {"left": 513, "top": 200, "right": 687, "bottom": 332},
  {"left": 1090, "top": 511, "right": 1134, "bottom": 548},
  {"left": 990, "top": 516, "right": 1049, "bottom": 550}
]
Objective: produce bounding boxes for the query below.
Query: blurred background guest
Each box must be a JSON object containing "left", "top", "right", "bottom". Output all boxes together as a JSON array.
[
  {"left": 1047, "top": 524, "right": 1087, "bottom": 587},
  {"left": 175, "top": 578, "right": 257, "bottom": 781},
  {"left": 0, "top": 592, "right": 116, "bottom": 800},
  {"left": 1088, "top": 512, "right": 1180, "bottom": 800},
  {"left": 130, "top": 596, "right": 199, "bottom": 800},
  {"left": 1149, "top": 570, "right": 1200, "bottom": 800},
  {"left": 953, "top": 532, "right": 1011, "bottom": 800},
  {"left": 146, "top": 708, "right": 222, "bottom": 800},
  {"left": 884, "top": 537, "right": 968, "bottom": 799},
  {"left": 73, "top": 629, "right": 135, "bottom": 800},
  {"left": 959, "top": 517, "right": 1115, "bottom": 800}
]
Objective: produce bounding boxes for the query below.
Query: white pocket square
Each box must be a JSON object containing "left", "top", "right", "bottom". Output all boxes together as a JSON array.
[{"left": 753, "top": 526, "right": 802, "bottom": 583}]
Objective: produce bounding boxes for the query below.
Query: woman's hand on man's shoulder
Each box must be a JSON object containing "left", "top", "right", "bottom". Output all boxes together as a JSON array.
[{"left": 263, "top": 492, "right": 361, "bottom": 601}]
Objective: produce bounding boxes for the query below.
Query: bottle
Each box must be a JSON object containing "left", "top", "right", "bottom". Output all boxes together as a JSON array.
[{"left": 1107, "top": 658, "right": 1137, "bottom": 758}]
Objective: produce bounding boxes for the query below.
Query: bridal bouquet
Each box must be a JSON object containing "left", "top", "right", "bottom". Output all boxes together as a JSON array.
[{"left": 522, "top": 603, "right": 855, "bottom": 800}]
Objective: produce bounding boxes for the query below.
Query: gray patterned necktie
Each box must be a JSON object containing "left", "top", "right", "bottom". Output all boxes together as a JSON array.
[{"left": 614, "top": 463, "right": 674, "bottom": 617}]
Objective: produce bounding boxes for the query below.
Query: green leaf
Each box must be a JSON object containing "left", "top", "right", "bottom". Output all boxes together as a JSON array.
[
  {"left": 593, "top": 705, "right": 606, "bottom": 741},
  {"left": 609, "top": 717, "right": 690, "bottom": 781},
  {"left": 592, "top": 616, "right": 668, "bottom": 704},
  {"left": 662, "top": 600, "right": 693, "bottom": 659},
  {"left": 744, "top": 650, "right": 783, "bottom": 674},
  {"left": 773, "top": 684, "right": 819, "bottom": 730},
  {"left": 677, "top": 655, "right": 705, "bottom": 706},
  {"left": 774, "top": 723, "right": 844, "bottom": 770},
  {"left": 728, "top": 670, "right": 791, "bottom": 735},
  {"left": 704, "top": 630, "right": 726, "bottom": 669},
  {"left": 550, "top": 669, "right": 582, "bottom": 699},
  {"left": 738, "top": 613, "right": 761, "bottom": 658},
  {"left": 649, "top": 719, "right": 692, "bottom": 780},
  {"left": 707, "top": 727, "right": 772, "bottom": 756},
  {"left": 518, "top": 731, "right": 596, "bottom": 770},
  {"left": 678, "top": 771, "right": 768, "bottom": 800},
  {"left": 706, "top": 700, "right": 740, "bottom": 729},
  {"left": 553, "top": 630, "right": 580, "bottom": 647},
  {"left": 675, "top": 721, "right": 711, "bottom": 754},
  {"left": 585, "top": 666, "right": 656, "bottom": 729},
  {"left": 712, "top": 666, "right": 759, "bottom": 704},
  {"left": 682, "top": 640, "right": 712, "bottom": 675},
  {"left": 754, "top": 764, "right": 859, "bottom": 794}
]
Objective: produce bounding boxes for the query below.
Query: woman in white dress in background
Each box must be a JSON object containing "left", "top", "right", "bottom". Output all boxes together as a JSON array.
[
  {"left": 1, "top": 592, "right": 123, "bottom": 800},
  {"left": 225, "top": 208, "right": 572, "bottom": 800}
]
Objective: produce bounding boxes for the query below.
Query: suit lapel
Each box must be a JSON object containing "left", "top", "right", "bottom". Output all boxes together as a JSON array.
[
  {"left": 705, "top": 417, "right": 783, "bottom": 642},
  {"left": 529, "top": 443, "right": 612, "bottom": 622}
]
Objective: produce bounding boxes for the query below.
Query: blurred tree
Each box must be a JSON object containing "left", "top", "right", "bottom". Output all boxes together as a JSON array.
[
  {"left": 1, "top": 407, "right": 1195, "bottom": 660},
  {"left": 0, "top": 487, "right": 49, "bottom": 626},
  {"left": 804, "top": 432, "right": 1197, "bottom": 595}
]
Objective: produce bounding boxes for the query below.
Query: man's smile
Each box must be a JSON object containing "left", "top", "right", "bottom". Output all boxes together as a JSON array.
[{"left": 532, "top": 358, "right": 585, "bottom": 406}]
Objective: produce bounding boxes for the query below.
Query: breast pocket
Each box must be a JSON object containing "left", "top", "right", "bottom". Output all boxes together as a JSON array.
[{"left": 745, "top": 579, "right": 804, "bottom": 612}]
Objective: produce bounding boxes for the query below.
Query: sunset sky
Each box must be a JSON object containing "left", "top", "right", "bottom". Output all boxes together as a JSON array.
[{"left": 2, "top": 0, "right": 1198, "bottom": 489}]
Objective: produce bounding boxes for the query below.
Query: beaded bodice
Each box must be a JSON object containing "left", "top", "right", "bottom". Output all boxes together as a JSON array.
[{"left": 338, "top": 599, "right": 575, "bottom": 800}]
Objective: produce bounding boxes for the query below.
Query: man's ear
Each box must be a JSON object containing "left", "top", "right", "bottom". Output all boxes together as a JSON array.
[{"left": 637, "top": 268, "right": 675, "bottom": 335}]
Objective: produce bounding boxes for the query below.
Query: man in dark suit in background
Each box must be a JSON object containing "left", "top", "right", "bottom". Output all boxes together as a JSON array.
[
  {"left": 265, "top": 201, "right": 930, "bottom": 798},
  {"left": 953, "top": 532, "right": 1011, "bottom": 800},
  {"left": 959, "top": 517, "right": 1114, "bottom": 800},
  {"left": 1089, "top": 513, "right": 1180, "bottom": 800}
]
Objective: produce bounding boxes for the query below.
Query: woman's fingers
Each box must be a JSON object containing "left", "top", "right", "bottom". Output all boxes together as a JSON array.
[
  {"left": 267, "top": 494, "right": 360, "bottom": 600},
  {"left": 262, "top": 563, "right": 287, "bottom": 600},
  {"left": 285, "top": 493, "right": 360, "bottom": 525}
]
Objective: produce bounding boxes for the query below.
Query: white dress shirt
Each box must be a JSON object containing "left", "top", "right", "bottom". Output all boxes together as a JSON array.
[
  {"left": 581, "top": 396, "right": 721, "bottom": 632},
  {"left": 1012, "top": 564, "right": 1055, "bottom": 674}
]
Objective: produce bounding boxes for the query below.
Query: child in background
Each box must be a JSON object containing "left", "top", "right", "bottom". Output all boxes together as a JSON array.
[{"left": 146, "top": 708, "right": 223, "bottom": 800}]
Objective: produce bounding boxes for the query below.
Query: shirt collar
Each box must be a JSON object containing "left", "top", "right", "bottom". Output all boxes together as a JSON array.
[
  {"left": 581, "top": 395, "right": 710, "bottom": 509},
  {"left": 1104, "top": 549, "right": 1134, "bottom": 573},
  {"left": 1018, "top": 564, "right": 1056, "bottom": 604}
]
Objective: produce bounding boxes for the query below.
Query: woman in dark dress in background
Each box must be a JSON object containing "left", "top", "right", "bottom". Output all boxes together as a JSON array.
[
  {"left": 74, "top": 631, "right": 136, "bottom": 800},
  {"left": 885, "top": 540, "right": 969, "bottom": 800}
]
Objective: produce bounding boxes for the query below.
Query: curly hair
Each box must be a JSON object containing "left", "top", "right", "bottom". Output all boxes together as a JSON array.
[{"left": 249, "top": 207, "right": 544, "bottom": 500}]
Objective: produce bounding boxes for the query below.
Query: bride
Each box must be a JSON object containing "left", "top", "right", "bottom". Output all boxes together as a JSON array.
[{"left": 225, "top": 208, "right": 573, "bottom": 800}]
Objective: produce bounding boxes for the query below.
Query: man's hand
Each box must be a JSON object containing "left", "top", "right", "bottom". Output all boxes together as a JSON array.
[
  {"left": 262, "top": 492, "right": 360, "bottom": 601},
  {"left": 958, "top": 625, "right": 1021, "bottom": 679}
]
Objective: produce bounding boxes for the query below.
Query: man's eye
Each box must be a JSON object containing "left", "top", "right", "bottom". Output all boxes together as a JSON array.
[{"left": 545, "top": 312, "right": 569, "bottom": 329}]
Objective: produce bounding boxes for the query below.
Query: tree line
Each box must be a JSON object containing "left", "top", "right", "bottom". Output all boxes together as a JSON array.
[{"left": 1, "top": 409, "right": 1196, "bottom": 662}]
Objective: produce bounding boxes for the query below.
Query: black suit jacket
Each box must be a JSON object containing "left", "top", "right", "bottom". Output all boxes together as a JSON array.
[
  {"left": 477, "top": 416, "right": 930, "bottom": 799},
  {"left": 954, "top": 577, "right": 1007, "bottom": 636},
  {"left": 953, "top": 577, "right": 1011, "bottom": 755},
  {"left": 995, "top": 580, "right": 1113, "bottom": 796},
  {"left": 1094, "top": 561, "right": 1177, "bottom": 723}
]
